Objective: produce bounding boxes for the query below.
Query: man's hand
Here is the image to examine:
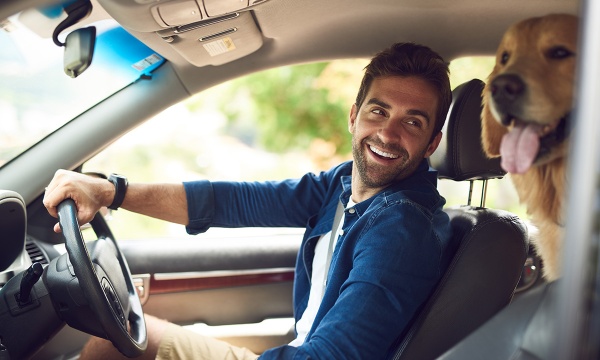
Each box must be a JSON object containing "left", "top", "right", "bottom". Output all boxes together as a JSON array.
[{"left": 43, "top": 170, "right": 115, "bottom": 233}]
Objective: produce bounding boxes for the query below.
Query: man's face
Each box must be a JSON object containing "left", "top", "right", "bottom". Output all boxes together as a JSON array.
[{"left": 349, "top": 75, "right": 441, "bottom": 194}]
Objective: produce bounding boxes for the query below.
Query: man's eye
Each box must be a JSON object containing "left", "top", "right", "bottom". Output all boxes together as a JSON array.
[
  {"left": 407, "top": 119, "right": 422, "bottom": 128},
  {"left": 371, "top": 109, "right": 385, "bottom": 116}
]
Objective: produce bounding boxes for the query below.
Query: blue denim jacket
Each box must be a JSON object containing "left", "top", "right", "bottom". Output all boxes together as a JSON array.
[{"left": 184, "top": 159, "right": 453, "bottom": 360}]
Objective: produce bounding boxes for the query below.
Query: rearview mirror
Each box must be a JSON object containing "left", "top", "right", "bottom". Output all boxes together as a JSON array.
[{"left": 63, "top": 26, "right": 96, "bottom": 78}]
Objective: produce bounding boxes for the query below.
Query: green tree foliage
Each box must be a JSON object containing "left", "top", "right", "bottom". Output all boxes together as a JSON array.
[{"left": 214, "top": 62, "right": 354, "bottom": 155}]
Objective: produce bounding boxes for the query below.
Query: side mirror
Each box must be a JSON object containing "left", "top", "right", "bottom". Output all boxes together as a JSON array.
[{"left": 64, "top": 26, "right": 96, "bottom": 78}]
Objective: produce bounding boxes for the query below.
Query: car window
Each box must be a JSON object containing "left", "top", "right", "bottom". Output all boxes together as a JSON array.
[
  {"left": 82, "top": 56, "right": 527, "bottom": 240},
  {"left": 82, "top": 59, "right": 364, "bottom": 239},
  {"left": 0, "top": 15, "right": 164, "bottom": 169}
]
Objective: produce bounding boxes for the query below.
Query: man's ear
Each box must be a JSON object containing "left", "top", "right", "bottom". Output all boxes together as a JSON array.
[
  {"left": 424, "top": 131, "right": 443, "bottom": 158},
  {"left": 348, "top": 104, "right": 358, "bottom": 133}
]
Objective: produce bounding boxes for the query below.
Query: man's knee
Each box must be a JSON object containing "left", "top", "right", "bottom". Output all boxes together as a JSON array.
[{"left": 79, "top": 314, "right": 170, "bottom": 360}]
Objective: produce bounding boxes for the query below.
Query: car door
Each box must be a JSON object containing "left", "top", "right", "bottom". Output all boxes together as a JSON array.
[{"left": 119, "top": 230, "right": 300, "bottom": 352}]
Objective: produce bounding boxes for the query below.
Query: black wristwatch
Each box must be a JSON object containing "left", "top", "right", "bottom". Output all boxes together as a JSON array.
[{"left": 107, "top": 173, "right": 128, "bottom": 210}]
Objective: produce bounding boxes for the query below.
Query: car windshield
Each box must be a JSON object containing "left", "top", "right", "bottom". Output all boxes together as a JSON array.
[{"left": 0, "top": 13, "right": 164, "bottom": 168}]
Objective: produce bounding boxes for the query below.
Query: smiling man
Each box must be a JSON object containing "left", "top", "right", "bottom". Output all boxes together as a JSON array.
[
  {"left": 44, "top": 42, "right": 454, "bottom": 360},
  {"left": 350, "top": 75, "right": 442, "bottom": 202}
]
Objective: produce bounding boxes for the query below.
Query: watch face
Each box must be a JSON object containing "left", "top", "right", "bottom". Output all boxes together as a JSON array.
[
  {"left": 110, "top": 174, "right": 126, "bottom": 181},
  {"left": 109, "top": 174, "right": 128, "bottom": 186}
]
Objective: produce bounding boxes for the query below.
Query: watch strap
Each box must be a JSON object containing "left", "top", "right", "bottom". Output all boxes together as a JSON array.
[{"left": 107, "top": 174, "right": 128, "bottom": 210}]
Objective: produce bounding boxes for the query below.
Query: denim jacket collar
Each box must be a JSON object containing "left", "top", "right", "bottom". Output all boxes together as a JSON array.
[{"left": 339, "top": 158, "right": 432, "bottom": 217}]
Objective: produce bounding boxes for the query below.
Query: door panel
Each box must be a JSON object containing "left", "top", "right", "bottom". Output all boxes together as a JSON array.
[{"left": 119, "top": 235, "right": 300, "bottom": 353}]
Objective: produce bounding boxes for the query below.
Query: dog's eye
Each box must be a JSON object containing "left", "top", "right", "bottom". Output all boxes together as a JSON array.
[
  {"left": 500, "top": 51, "right": 510, "bottom": 65},
  {"left": 548, "top": 46, "right": 575, "bottom": 60}
]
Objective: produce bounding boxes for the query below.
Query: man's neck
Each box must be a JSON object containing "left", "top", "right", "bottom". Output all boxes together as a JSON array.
[{"left": 350, "top": 171, "right": 385, "bottom": 203}]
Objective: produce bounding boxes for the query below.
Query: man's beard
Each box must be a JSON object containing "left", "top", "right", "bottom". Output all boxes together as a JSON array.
[{"left": 352, "top": 135, "right": 426, "bottom": 189}]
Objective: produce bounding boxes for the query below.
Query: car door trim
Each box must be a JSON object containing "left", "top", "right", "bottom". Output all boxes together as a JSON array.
[{"left": 139, "top": 267, "right": 295, "bottom": 295}]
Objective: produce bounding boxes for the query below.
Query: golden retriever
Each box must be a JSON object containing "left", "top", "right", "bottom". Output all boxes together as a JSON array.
[{"left": 481, "top": 13, "right": 578, "bottom": 281}]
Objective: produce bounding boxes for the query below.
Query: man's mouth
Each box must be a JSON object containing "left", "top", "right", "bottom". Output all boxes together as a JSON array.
[{"left": 369, "top": 145, "right": 400, "bottom": 159}]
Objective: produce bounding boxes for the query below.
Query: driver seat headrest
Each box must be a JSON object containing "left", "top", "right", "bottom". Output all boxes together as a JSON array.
[{"left": 429, "top": 79, "right": 505, "bottom": 181}]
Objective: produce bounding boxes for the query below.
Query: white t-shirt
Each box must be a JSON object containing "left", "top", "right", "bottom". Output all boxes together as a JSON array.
[{"left": 289, "top": 198, "right": 356, "bottom": 346}]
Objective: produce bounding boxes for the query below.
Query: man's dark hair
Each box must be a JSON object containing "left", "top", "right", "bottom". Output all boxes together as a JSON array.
[{"left": 355, "top": 42, "right": 452, "bottom": 142}]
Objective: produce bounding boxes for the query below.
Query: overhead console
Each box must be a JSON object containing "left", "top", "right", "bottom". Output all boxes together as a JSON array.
[
  {"left": 149, "top": 0, "right": 267, "bottom": 26},
  {"left": 97, "top": 0, "right": 269, "bottom": 66}
]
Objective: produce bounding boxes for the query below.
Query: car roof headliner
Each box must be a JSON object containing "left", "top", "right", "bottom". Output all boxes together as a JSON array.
[{"left": 2, "top": 0, "right": 580, "bottom": 95}]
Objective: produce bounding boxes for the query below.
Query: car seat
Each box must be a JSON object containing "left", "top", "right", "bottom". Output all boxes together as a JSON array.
[{"left": 387, "top": 79, "right": 529, "bottom": 360}]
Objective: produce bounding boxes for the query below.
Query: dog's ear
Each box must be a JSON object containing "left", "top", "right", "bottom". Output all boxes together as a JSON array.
[{"left": 481, "top": 84, "right": 507, "bottom": 158}]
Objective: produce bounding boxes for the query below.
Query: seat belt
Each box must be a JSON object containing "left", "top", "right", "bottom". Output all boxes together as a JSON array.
[{"left": 322, "top": 201, "right": 344, "bottom": 298}]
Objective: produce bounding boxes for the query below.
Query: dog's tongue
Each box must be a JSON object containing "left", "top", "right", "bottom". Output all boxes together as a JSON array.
[{"left": 500, "top": 122, "right": 542, "bottom": 174}]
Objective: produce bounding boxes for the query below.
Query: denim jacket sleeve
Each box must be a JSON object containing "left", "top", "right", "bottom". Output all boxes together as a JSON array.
[{"left": 182, "top": 162, "right": 351, "bottom": 234}]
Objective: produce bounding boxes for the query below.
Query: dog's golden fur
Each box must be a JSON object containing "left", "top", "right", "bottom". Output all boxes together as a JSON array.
[{"left": 481, "top": 14, "right": 578, "bottom": 280}]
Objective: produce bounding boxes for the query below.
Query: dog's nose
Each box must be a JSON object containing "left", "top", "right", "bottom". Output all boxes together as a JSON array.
[
  {"left": 491, "top": 74, "right": 525, "bottom": 124},
  {"left": 491, "top": 74, "right": 525, "bottom": 100}
]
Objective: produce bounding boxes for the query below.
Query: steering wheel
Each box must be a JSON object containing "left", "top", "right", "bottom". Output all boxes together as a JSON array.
[{"left": 57, "top": 199, "right": 147, "bottom": 357}]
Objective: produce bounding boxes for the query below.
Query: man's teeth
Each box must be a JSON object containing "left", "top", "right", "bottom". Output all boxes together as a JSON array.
[{"left": 369, "top": 145, "right": 399, "bottom": 159}]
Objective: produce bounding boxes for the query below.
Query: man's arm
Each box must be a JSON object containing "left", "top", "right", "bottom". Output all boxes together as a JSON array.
[{"left": 43, "top": 170, "right": 188, "bottom": 233}]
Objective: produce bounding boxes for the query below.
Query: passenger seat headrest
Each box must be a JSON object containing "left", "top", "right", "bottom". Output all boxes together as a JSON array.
[{"left": 429, "top": 79, "right": 505, "bottom": 181}]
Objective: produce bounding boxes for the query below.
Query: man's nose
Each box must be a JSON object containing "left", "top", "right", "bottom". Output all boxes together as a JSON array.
[{"left": 378, "top": 119, "right": 402, "bottom": 142}]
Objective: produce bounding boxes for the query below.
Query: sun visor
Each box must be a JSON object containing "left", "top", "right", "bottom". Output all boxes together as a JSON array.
[
  {"left": 97, "top": 0, "right": 268, "bottom": 67},
  {"left": 155, "top": 12, "right": 263, "bottom": 67}
]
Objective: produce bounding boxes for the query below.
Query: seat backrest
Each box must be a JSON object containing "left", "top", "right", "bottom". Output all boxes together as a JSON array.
[
  {"left": 388, "top": 79, "right": 529, "bottom": 360},
  {"left": 438, "top": 280, "right": 558, "bottom": 360}
]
